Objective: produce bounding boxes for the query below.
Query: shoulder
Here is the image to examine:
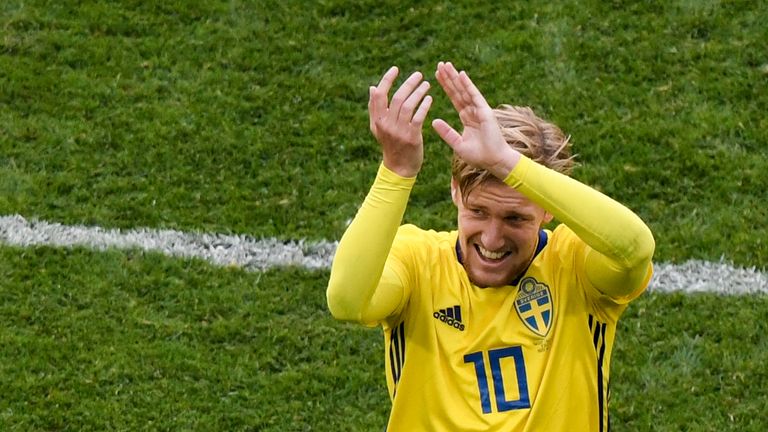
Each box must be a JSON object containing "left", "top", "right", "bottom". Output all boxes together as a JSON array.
[
  {"left": 534, "top": 224, "right": 590, "bottom": 273},
  {"left": 392, "top": 224, "right": 458, "bottom": 261},
  {"left": 547, "top": 224, "right": 587, "bottom": 255},
  {"left": 549, "top": 223, "right": 577, "bottom": 242},
  {"left": 396, "top": 224, "right": 455, "bottom": 244}
]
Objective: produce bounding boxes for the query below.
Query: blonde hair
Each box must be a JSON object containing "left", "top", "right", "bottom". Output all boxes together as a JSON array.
[{"left": 451, "top": 105, "right": 576, "bottom": 199}]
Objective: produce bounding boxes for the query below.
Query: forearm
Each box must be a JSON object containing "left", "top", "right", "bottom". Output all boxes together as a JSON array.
[
  {"left": 505, "top": 156, "right": 655, "bottom": 295},
  {"left": 326, "top": 164, "right": 414, "bottom": 321}
]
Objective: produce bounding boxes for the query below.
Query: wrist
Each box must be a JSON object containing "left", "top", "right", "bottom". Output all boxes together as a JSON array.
[
  {"left": 489, "top": 148, "right": 521, "bottom": 180},
  {"left": 382, "top": 157, "right": 420, "bottom": 179},
  {"left": 378, "top": 163, "right": 418, "bottom": 189}
]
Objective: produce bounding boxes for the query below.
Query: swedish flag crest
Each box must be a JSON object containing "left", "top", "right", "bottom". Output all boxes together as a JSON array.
[{"left": 514, "top": 277, "right": 553, "bottom": 337}]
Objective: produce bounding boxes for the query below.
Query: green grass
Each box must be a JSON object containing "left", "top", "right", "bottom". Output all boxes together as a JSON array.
[
  {"left": 0, "top": 247, "right": 389, "bottom": 431},
  {"left": 1, "top": 0, "right": 767, "bottom": 430},
  {"left": 1, "top": 0, "right": 766, "bottom": 265},
  {"left": 613, "top": 293, "right": 768, "bottom": 431},
  {"left": 1, "top": 247, "right": 766, "bottom": 431}
]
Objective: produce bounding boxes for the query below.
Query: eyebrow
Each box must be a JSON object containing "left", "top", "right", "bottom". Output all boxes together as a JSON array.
[{"left": 465, "top": 202, "right": 533, "bottom": 219}]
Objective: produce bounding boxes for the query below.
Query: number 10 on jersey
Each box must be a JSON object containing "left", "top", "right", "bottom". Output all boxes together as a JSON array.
[{"left": 464, "top": 346, "right": 531, "bottom": 414}]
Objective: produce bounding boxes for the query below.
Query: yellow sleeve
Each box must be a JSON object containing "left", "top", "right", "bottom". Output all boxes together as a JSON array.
[
  {"left": 326, "top": 163, "right": 413, "bottom": 324},
  {"left": 504, "top": 156, "right": 655, "bottom": 300}
]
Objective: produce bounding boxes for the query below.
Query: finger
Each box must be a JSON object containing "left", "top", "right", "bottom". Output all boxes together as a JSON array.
[
  {"left": 411, "top": 95, "right": 433, "bottom": 127},
  {"left": 389, "top": 71, "right": 424, "bottom": 118},
  {"left": 371, "top": 66, "right": 399, "bottom": 119},
  {"left": 432, "top": 118, "right": 463, "bottom": 149},
  {"left": 448, "top": 65, "right": 476, "bottom": 108},
  {"left": 436, "top": 62, "right": 471, "bottom": 113},
  {"left": 436, "top": 62, "right": 461, "bottom": 92},
  {"left": 368, "top": 86, "right": 377, "bottom": 133},
  {"left": 376, "top": 65, "right": 399, "bottom": 92},
  {"left": 435, "top": 62, "right": 459, "bottom": 97},
  {"left": 457, "top": 70, "right": 491, "bottom": 109},
  {"left": 398, "top": 80, "right": 430, "bottom": 123},
  {"left": 439, "top": 61, "right": 460, "bottom": 82}
]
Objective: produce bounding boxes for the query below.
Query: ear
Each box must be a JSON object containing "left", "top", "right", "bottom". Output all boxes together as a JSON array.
[
  {"left": 542, "top": 211, "right": 554, "bottom": 225},
  {"left": 450, "top": 178, "right": 461, "bottom": 207}
]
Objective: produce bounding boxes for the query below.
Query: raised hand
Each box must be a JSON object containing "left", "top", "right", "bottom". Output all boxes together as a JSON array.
[
  {"left": 432, "top": 61, "right": 520, "bottom": 179},
  {"left": 369, "top": 66, "right": 433, "bottom": 178}
]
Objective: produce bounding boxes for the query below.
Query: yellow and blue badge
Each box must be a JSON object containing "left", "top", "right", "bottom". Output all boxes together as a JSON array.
[{"left": 514, "top": 277, "right": 554, "bottom": 337}]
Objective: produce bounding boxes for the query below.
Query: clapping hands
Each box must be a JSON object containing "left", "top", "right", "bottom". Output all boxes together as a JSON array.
[{"left": 368, "top": 62, "right": 519, "bottom": 180}]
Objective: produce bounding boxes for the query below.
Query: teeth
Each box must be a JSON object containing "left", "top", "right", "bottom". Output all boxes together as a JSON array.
[{"left": 478, "top": 245, "right": 506, "bottom": 260}]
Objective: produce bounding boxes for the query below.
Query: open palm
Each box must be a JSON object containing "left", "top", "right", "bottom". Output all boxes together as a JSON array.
[{"left": 432, "top": 62, "right": 519, "bottom": 179}]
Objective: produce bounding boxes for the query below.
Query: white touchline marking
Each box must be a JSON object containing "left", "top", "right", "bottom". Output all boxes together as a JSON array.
[
  {"left": 0, "top": 214, "right": 766, "bottom": 294},
  {"left": 0, "top": 214, "right": 335, "bottom": 271}
]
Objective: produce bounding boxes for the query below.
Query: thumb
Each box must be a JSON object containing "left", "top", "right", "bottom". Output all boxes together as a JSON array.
[{"left": 432, "top": 119, "right": 462, "bottom": 150}]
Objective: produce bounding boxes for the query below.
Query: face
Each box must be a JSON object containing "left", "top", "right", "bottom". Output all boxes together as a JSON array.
[{"left": 452, "top": 178, "right": 552, "bottom": 288}]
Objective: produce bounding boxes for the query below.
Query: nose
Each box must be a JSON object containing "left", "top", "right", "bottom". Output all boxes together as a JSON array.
[{"left": 480, "top": 219, "right": 506, "bottom": 251}]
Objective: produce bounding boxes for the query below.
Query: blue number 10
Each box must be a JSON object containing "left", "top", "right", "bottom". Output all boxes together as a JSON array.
[{"left": 464, "top": 346, "right": 530, "bottom": 414}]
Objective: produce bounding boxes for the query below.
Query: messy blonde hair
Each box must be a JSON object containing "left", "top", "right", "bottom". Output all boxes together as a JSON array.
[{"left": 451, "top": 105, "right": 576, "bottom": 199}]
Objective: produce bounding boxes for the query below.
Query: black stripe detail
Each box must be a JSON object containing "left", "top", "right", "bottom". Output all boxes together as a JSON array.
[
  {"left": 388, "top": 337, "right": 398, "bottom": 384},
  {"left": 398, "top": 321, "right": 406, "bottom": 368},
  {"left": 388, "top": 322, "right": 406, "bottom": 388},
  {"left": 589, "top": 315, "right": 609, "bottom": 432},
  {"left": 597, "top": 322, "right": 607, "bottom": 432},
  {"left": 607, "top": 381, "right": 612, "bottom": 432},
  {"left": 591, "top": 318, "right": 601, "bottom": 349}
]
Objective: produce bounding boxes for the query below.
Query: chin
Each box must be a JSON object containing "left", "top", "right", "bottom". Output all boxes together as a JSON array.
[
  {"left": 465, "top": 257, "right": 517, "bottom": 288},
  {"left": 468, "top": 272, "right": 511, "bottom": 288}
]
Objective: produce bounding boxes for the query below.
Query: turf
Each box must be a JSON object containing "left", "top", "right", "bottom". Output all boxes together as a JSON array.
[
  {"left": 1, "top": 0, "right": 766, "bottom": 265},
  {"left": 1, "top": 248, "right": 766, "bottom": 431},
  {"left": 1, "top": 0, "right": 767, "bottom": 430},
  {"left": 0, "top": 247, "right": 388, "bottom": 431}
]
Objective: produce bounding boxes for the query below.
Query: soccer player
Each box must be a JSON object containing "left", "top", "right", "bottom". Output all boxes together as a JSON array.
[{"left": 326, "top": 61, "right": 655, "bottom": 431}]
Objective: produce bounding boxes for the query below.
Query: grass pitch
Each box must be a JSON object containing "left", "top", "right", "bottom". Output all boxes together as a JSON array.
[{"left": 1, "top": 0, "right": 766, "bottom": 430}]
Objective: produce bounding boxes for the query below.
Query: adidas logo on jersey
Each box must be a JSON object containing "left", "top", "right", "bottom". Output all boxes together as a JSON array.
[{"left": 433, "top": 305, "right": 465, "bottom": 331}]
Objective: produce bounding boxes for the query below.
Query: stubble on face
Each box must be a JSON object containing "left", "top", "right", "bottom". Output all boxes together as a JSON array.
[{"left": 453, "top": 179, "right": 550, "bottom": 288}]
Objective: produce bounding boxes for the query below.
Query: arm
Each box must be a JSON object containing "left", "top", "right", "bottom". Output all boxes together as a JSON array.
[
  {"left": 432, "top": 62, "right": 654, "bottom": 298},
  {"left": 326, "top": 67, "right": 432, "bottom": 322},
  {"left": 326, "top": 164, "right": 414, "bottom": 322},
  {"left": 506, "top": 156, "right": 654, "bottom": 298}
]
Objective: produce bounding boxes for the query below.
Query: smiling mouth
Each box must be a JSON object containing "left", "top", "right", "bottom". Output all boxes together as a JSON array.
[{"left": 475, "top": 244, "right": 511, "bottom": 261}]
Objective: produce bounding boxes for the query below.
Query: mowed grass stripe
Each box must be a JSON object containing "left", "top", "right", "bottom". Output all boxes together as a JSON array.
[{"left": 1, "top": 214, "right": 765, "bottom": 295}]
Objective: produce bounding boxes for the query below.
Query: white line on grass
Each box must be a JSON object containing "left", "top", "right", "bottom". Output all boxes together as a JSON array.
[{"left": 1, "top": 214, "right": 766, "bottom": 295}]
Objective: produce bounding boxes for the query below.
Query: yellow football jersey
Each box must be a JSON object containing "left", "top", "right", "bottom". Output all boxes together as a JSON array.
[
  {"left": 381, "top": 223, "right": 649, "bottom": 431},
  {"left": 327, "top": 158, "right": 655, "bottom": 431}
]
